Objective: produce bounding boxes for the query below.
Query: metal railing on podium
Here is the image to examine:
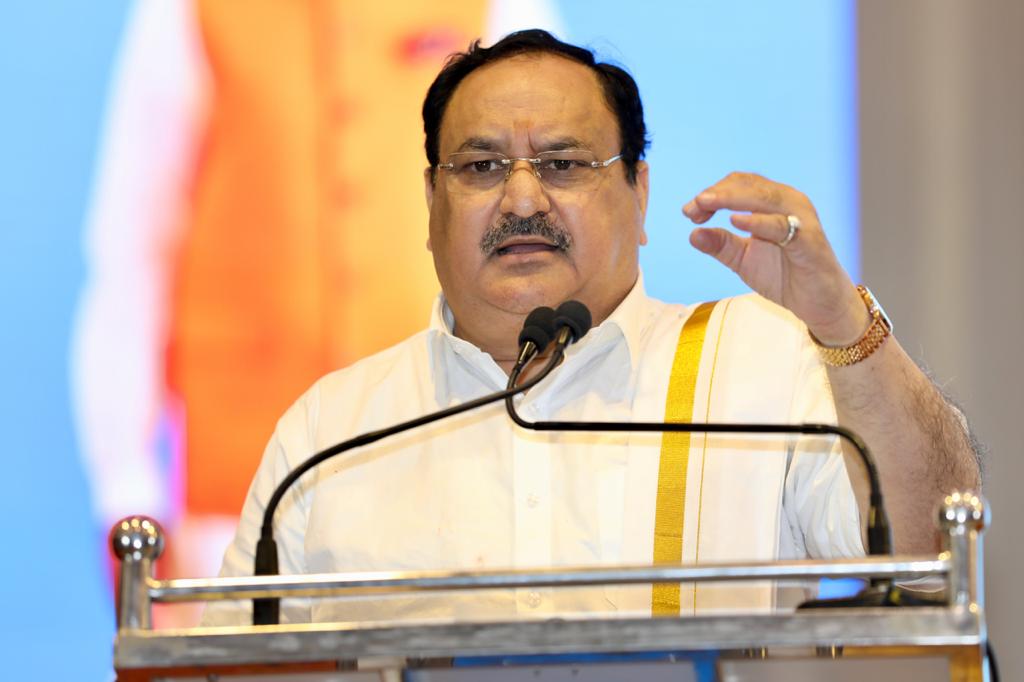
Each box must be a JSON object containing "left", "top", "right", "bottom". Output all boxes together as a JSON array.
[{"left": 110, "top": 491, "right": 990, "bottom": 682}]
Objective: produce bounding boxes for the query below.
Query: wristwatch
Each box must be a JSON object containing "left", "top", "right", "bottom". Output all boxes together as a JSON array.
[{"left": 811, "top": 285, "right": 893, "bottom": 367}]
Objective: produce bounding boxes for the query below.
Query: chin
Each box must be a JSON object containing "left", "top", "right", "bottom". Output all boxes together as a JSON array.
[{"left": 488, "top": 277, "right": 575, "bottom": 316}]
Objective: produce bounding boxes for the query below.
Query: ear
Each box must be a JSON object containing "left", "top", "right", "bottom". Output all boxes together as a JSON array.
[
  {"left": 424, "top": 167, "right": 436, "bottom": 210},
  {"left": 634, "top": 160, "right": 650, "bottom": 246},
  {"left": 424, "top": 167, "right": 435, "bottom": 251}
]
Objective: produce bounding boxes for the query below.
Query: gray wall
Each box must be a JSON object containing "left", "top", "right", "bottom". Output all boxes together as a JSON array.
[{"left": 860, "top": 0, "right": 1024, "bottom": 677}]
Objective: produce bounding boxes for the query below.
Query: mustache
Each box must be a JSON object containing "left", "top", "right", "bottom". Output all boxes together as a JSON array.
[{"left": 479, "top": 214, "right": 573, "bottom": 256}]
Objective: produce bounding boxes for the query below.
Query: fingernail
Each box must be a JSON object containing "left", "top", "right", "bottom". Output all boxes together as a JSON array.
[
  {"left": 698, "top": 191, "right": 717, "bottom": 203},
  {"left": 683, "top": 201, "right": 695, "bottom": 215}
]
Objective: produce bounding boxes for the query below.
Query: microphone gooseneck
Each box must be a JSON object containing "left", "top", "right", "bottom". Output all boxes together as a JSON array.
[
  {"left": 504, "top": 301, "right": 894, "bottom": 561},
  {"left": 252, "top": 304, "right": 572, "bottom": 625}
]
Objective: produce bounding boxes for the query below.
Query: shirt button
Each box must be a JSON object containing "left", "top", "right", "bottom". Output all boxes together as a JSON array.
[
  {"left": 525, "top": 591, "right": 542, "bottom": 608},
  {"left": 526, "top": 493, "right": 540, "bottom": 508}
]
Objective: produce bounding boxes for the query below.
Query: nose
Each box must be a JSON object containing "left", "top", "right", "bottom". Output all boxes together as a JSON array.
[{"left": 499, "top": 160, "right": 551, "bottom": 218}]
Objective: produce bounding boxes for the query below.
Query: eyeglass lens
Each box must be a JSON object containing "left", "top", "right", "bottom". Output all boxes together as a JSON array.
[{"left": 443, "top": 151, "right": 608, "bottom": 193}]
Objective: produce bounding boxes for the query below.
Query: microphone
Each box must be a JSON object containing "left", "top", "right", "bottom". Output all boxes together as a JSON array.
[
  {"left": 551, "top": 300, "right": 592, "bottom": 347},
  {"left": 515, "top": 306, "right": 557, "bottom": 369},
  {"left": 504, "top": 301, "right": 896, "bottom": 568},
  {"left": 250, "top": 304, "right": 580, "bottom": 625}
]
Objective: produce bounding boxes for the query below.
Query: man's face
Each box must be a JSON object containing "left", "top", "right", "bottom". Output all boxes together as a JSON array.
[{"left": 425, "top": 53, "right": 649, "bottom": 337}]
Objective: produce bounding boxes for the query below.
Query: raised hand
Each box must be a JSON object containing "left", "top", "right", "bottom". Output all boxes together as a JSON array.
[{"left": 684, "top": 171, "right": 868, "bottom": 346}]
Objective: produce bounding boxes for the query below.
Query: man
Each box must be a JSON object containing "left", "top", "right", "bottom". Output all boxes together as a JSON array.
[{"left": 206, "top": 30, "right": 979, "bottom": 624}]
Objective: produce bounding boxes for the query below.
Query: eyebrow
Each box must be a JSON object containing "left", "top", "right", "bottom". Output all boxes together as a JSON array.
[
  {"left": 455, "top": 137, "right": 501, "bottom": 153},
  {"left": 542, "top": 137, "right": 589, "bottom": 152},
  {"left": 452, "top": 136, "right": 592, "bottom": 154}
]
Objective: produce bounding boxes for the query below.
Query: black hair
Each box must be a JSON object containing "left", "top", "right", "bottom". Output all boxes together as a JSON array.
[{"left": 422, "top": 29, "right": 650, "bottom": 184}]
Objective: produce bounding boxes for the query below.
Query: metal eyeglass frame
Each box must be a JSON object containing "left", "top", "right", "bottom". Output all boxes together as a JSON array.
[{"left": 436, "top": 150, "right": 623, "bottom": 188}]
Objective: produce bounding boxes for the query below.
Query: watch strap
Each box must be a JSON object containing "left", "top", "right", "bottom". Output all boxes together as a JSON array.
[{"left": 811, "top": 285, "right": 893, "bottom": 367}]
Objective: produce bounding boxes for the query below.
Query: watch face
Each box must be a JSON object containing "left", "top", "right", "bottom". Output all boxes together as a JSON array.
[{"left": 859, "top": 285, "right": 893, "bottom": 332}]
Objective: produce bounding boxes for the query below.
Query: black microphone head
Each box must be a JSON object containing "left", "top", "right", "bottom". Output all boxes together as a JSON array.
[
  {"left": 553, "top": 300, "right": 592, "bottom": 343},
  {"left": 518, "top": 306, "right": 557, "bottom": 352}
]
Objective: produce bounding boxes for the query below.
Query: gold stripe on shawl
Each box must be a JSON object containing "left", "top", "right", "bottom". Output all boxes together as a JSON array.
[{"left": 651, "top": 301, "right": 718, "bottom": 615}]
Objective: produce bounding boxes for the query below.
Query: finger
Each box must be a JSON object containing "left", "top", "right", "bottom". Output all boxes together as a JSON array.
[
  {"left": 688, "top": 227, "right": 746, "bottom": 272},
  {"left": 694, "top": 172, "right": 804, "bottom": 216},
  {"left": 730, "top": 212, "right": 797, "bottom": 246},
  {"left": 682, "top": 199, "right": 716, "bottom": 224}
]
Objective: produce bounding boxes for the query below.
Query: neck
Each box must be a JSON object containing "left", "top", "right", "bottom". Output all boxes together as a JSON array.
[
  {"left": 449, "top": 307, "right": 528, "bottom": 376},
  {"left": 454, "top": 321, "right": 561, "bottom": 380},
  {"left": 443, "top": 276, "right": 638, "bottom": 375}
]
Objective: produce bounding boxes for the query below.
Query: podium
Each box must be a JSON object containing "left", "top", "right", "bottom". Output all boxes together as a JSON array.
[{"left": 111, "top": 491, "right": 990, "bottom": 681}]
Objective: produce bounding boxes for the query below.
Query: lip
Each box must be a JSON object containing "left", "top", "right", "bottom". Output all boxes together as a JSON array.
[{"left": 493, "top": 237, "right": 559, "bottom": 257}]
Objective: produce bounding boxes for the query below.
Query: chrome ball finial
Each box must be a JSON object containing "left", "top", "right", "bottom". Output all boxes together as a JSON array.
[
  {"left": 110, "top": 516, "right": 165, "bottom": 562},
  {"left": 937, "top": 491, "right": 987, "bottom": 532}
]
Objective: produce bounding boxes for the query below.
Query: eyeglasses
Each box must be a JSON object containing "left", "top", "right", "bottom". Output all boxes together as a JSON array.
[{"left": 436, "top": 150, "right": 623, "bottom": 194}]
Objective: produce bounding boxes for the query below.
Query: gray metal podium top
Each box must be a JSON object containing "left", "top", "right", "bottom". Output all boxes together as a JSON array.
[
  {"left": 115, "top": 605, "right": 982, "bottom": 669},
  {"left": 111, "top": 491, "right": 989, "bottom": 674}
]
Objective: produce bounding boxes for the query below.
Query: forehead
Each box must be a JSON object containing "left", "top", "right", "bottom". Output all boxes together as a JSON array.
[{"left": 439, "top": 53, "right": 619, "bottom": 155}]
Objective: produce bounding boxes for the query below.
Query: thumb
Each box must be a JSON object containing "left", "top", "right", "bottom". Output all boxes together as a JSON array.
[{"left": 689, "top": 227, "right": 744, "bottom": 272}]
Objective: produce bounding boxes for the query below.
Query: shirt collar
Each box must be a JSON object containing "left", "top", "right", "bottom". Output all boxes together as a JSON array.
[
  {"left": 425, "top": 272, "right": 652, "bottom": 399},
  {"left": 426, "top": 294, "right": 508, "bottom": 398},
  {"left": 570, "top": 270, "right": 649, "bottom": 374}
]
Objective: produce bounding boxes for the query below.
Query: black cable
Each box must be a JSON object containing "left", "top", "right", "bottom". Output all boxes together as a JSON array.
[
  {"left": 503, "top": 359, "right": 894, "bottom": 558},
  {"left": 986, "top": 639, "right": 1000, "bottom": 682},
  {"left": 251, "top": 331, "right": 570, "bottom": 625}
]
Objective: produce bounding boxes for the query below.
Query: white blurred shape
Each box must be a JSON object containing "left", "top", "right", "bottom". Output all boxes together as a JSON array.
[
  {"left": 484, "top": 0, "right": 565, "bottom": 45},
  {"left": 71, "top": 0, "right": 209, "bottom": 528}
]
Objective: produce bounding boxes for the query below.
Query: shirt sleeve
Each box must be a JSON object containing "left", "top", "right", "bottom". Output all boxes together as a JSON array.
[
  {"left": 200, "top": 386, "right": 319, "bottom": 625},
  {"left": 782, "top": 331, "right": 866, "bottom": 560}
]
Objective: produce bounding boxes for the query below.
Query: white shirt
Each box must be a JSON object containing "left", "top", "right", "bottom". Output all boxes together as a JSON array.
[{"left": 205, "top": 278, "right": 863, "bottom": 625}]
